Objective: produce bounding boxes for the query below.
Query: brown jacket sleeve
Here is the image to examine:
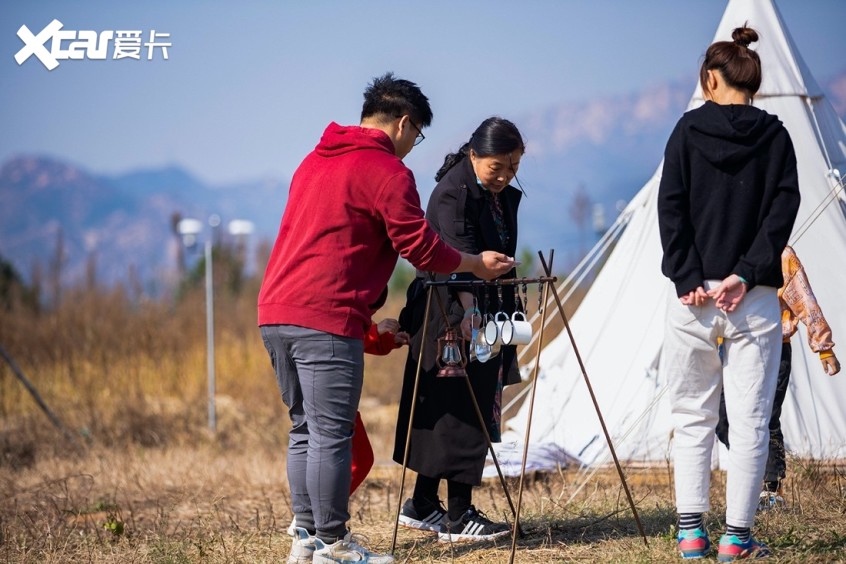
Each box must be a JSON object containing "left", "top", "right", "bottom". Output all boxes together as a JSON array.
[{"left": 779, "top": 246, "right": 835, "bottom": 353}]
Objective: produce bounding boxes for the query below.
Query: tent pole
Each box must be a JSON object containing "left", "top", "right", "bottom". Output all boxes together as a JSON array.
[
  {"left": 390, "top": 285, "right": 434, "bottom": 555},
  {"left": 789, "top": 171, "right": 845, "bottom": 246},
  {"left": 509, "top": 270, "right": 552, "bottom": 564},
  {"left": 537, "top": 250, "right": 649, "bottom": 547}
]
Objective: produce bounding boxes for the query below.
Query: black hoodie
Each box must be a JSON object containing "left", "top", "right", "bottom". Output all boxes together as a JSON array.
[{"left": 658, "top": 101, "right": 801, "bottom": 296}]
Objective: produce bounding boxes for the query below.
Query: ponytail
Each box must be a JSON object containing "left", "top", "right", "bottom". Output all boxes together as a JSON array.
[{"left": 435, "top": 142, "right": 470, "bottom": 182}]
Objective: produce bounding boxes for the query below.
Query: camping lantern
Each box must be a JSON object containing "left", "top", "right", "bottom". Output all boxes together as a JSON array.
[{"left": 436, "top": 328, "right": 467, "bottom": 378}]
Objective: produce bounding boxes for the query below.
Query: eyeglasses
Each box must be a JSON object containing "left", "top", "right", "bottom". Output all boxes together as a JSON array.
[{"left": 399, "top": 115, "right": 425, "bottom": 146}]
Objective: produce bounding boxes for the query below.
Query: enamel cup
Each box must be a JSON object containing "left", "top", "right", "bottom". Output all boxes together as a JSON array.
[
  {"left": 485, "top": 311, "right": 511, "bottom": 346},
  {"left": 483, "top": 313, "right": 500, "bottom": 346},
  {"left": 501, "top": 311, "right": 532, "bottom": 345}
]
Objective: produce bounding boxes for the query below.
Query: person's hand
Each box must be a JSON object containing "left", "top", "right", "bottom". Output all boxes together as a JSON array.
[
  {"left": 459, "top": 317, "right": 473, "bottom": 341},
  {"left": 394, "top": 331, "right": 410, "bottom": 346},
  {"left": 473, "top": 251, "right": 514, "bottom": 280},
  {"left": 707, "top": 275, "right": 747, "bottom": 312},
  {"left": 821, "top": 353, "right": 841, "bottom": 376},
  {"left": 459, "top": 306, "right": 481, "bottom": 341},
  {"left": 376, "top": 318, "right": 400, "bottom": 335},
  {"left": 679, "top": 286, "right": 709, "bottom": 306}
]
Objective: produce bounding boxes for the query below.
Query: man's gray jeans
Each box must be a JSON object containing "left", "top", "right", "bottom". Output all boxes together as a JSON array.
[{"left": 261, "top": 324, "right": 363, "bottom": 542}]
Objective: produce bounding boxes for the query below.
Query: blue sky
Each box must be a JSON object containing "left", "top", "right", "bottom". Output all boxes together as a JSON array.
[{"left": 2, "top": 0, "right": 845, "bottom": 186}]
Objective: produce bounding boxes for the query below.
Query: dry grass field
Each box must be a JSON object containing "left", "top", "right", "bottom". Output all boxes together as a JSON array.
[{"left": 2, "top": 280, "right": 845, "bottom": 562}]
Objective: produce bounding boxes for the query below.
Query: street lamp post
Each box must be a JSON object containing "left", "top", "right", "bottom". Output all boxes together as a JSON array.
[
  {"left": 204, "top": 215, "right": 220, "bottom": 432},
  {"left": 177, "top": 214, "right": 252, "bottom": 433}
]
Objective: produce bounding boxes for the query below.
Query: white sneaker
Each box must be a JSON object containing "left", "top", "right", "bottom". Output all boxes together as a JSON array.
[
  {"left": 313, "top": 532, "right": 394, "bottom": 564},
  {"left": 288, "top": 526, "right": 317, "bottom": 564}
]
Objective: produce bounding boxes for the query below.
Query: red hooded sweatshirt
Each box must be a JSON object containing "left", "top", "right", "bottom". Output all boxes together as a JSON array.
[{"left": 258, "top": 122, "right": 461, "bottom": 339}]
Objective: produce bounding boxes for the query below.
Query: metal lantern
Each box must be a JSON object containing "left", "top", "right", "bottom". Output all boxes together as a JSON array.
[{"left": 436, "top": 328, "right": 467, "bottom": 378}]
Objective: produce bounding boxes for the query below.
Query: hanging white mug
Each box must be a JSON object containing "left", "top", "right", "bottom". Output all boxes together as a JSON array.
[
  {"left": 494, "top": 311, "right": 513, "bottom": 346},
  {"left": 502, "top": 311, "right": 532, "bottom": 345},
  {"left": 483, "top": 313, "right": 499, "bottom": 346}
]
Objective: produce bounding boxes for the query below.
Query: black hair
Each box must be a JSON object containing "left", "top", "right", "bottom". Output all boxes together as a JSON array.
[
  {"left": 360, "top": 72, "right": 433, "bottom": 128},
  {"left": 435, "top": 117, "right": 525, "bottom": 182},
  {"left": 700, "top": 25, "right": 762, "bottom": 98}
]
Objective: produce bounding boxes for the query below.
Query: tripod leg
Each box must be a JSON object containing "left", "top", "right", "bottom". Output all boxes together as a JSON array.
[
  {"left": 460, "top": 372, "right": 524, "bottom": 537},
  {"left": 509, "top": 277, "right": 552, "bottom": 564},
  {"left": 390, "top": 287, "right": 434, "bottom": 554},
  {"left": 536, "top": 251, "right": 648, "bottom": 548}
]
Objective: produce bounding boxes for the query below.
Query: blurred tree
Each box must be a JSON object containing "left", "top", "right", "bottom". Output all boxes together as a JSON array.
[
  {"left": 253, "top": 239, "right": 272, "bottom": 278},
  {"left": 569, "top": 184, "right": 591, "bottom": 259},
  {"left": 29, "top": 260, "right": 43, "bottom": 314},
  {"left": 0, "top": 255, "right": 38, "bottom": 312},
  {"left": 1, "top": 255, "right": 23, "bottom": 310},
  {"left": 388, "top": 259, "right": 415, "bottom": 298},
  {"left": 85, "top": 252, "right": 98, "bottom": 293},
  {"left": 127, "top": 263, "right": 144, "bottom": 304},
  {"left": 170, "top": 212, "right": 186, "bottom": 277},
  {"left": 518, "top": 247, "right": 537, "bottom": 276},
  {"left": 179, "top": 236, "right": 246, "bottom": 300},
  {"left": 48, "top": 228, "right": 66, "bottom": 309}
]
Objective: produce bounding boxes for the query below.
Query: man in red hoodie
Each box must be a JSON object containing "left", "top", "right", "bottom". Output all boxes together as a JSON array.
[{"left": 258, "top": 73, "right": 514, "bottom": 564}]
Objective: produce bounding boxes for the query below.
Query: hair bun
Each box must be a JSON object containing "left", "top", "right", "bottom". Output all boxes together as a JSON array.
[{"left": 732, "top": 26, "right": 759, "bottom": 48}]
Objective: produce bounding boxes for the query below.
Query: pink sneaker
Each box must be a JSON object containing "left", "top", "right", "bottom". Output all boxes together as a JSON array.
[
  {"left": 677, "top": 527, "right": 711, "bottom": 559},
  {"left": 717, "top": 534, "right": 770, "bottom": 561}
]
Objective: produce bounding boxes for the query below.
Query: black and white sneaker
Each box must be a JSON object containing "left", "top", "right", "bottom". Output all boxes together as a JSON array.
[
  {"left": 437, "top": 506, "right": 510, "bottom": 543},
  {"left": 398, "top": 498, "right": 447, "bottom": 532}
]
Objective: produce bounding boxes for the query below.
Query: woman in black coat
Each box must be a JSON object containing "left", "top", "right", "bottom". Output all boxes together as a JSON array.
[{"left": 393, "top": 117, "right": 525, "bottom": 542}]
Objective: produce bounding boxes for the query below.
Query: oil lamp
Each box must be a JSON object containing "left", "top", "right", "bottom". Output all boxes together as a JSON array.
[{"left": 436, "top": 328, "right": 467, "bottom": 378}]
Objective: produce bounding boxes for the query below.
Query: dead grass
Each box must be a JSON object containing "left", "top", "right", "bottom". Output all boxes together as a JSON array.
[
  {"left": 1, "top": 435, "right": 845, "bottom": 563},
  {"left": 2, "top": 283, "right": 845, "bottom": 562}
]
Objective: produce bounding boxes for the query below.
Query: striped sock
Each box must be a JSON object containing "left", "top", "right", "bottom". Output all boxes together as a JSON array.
[
  {"left": 726, "top": 524, "right": 751, "bottom": 543},
  {"left": 678, "top": 513, "right": 703, "bottom": 530}
]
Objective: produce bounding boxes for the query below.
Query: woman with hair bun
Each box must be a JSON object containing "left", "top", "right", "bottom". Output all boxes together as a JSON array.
[
  {"left": 658, "top": 26, "right": 800, "bottom": 560},
  {"left": 393, "top": 117, "right": 525, "bottom": 543}
]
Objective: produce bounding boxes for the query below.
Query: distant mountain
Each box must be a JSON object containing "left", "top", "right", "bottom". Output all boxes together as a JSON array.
[
  {"left": 511, "top": 70, "right": 846, "bottom": 265},
  {"left": 514, "top": 79, "right": 690, "bottom": 259},
  {"left": 829, "top": 72, "right": 846, "bottom": 116},
  {"left": 2, "top": 71, "right": 843, "bottom": 290},
  {"left": 0, "top": 156, "right": 288, "bottom": 290}
]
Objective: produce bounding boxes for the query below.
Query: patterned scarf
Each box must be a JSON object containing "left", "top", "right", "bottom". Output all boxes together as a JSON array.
[
  {"left": 486, "top": 191, "right": 509, "bottom": 248},
  {"left": 477, "top": 176, "right": 509, "bottom": 248}
]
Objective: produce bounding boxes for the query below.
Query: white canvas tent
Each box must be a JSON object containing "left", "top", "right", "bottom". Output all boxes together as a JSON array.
[{"left": 490, "top": 0, "right": 846, "bottom": 476}]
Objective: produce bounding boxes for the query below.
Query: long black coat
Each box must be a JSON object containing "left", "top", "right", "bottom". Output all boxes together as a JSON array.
[{"left": 393, "top": 156, "right": 522, "bottom": 485}]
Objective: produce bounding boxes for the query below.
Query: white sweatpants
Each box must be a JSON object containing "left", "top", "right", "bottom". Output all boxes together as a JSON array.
[{"left": 662, "top": 282, "right": 781, "bottom": 527}]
